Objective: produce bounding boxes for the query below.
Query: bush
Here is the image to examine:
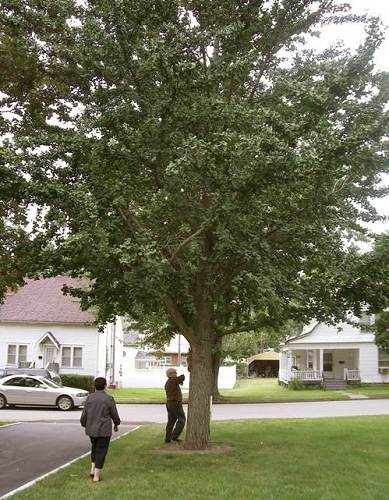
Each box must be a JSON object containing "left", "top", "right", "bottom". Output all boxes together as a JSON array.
[
  {"left": 288, "top": 378, "right": 305, "bottom": 391},
  {"left": 61, "top": 374, "right": 95, "bottom": 392}
]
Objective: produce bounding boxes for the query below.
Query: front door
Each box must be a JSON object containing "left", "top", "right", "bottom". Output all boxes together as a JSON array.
[
  {"left": 43, "top": 346, "right": 56, "bottom": 367},
  {"left": 323, "top": 352, "right": 334, "bottom": 378}
]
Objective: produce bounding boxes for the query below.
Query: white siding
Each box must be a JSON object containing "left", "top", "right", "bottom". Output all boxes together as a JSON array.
[
  {"left": 165, "top": 335, "right": 190, "bottom": 354},
  {"left": 292, "top": 321, "right": 375, "bottom": 344},
  {"left": 0, "top": 322, "right": 99, "bottom": 376},
  {"left": 121, "top": 361, "right": 236, "bottom": 389}
]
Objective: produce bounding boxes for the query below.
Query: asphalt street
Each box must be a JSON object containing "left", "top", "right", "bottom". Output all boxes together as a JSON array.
[
  {"left": 0, "top": 422, "right": 136, "bottom": 498},
  {"left": 2, "top": 398, "right": 389, "bottom": 423}
]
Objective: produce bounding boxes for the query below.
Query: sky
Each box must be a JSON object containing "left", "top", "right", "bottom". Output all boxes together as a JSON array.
[{"left": 324, "top": 0, "right": 389, "bottom": 237}]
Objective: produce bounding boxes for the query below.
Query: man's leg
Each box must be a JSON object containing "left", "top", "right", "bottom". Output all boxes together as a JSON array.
[
  {"left": 171, "top": 402, "right": 186, "bottom": 441},
  {"left": 93, "top": 437, "right": 111, "bottom": 481},
  {"left": 90, "top": 437, "right": 97, "bottom": 476},
  {"left": 165, "top": 402, "right": 178, "bottom": 442}
]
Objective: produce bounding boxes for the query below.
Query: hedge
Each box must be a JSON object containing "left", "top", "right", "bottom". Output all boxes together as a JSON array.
[{"left": 60, "top": 374, "right": 95, "bottom": 392}]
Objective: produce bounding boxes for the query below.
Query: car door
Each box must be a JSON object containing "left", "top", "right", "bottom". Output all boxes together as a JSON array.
[
  {"left": 1, "top": 376, "right": 27, "bottom": 404},
  {"left": 24, "top": 377, "right": 53, "bottom": 405}
]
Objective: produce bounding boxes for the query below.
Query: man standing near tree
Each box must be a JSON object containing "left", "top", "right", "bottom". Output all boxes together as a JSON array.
[{"left": 165, "top": 368, "right": 186, "bottom": 443}]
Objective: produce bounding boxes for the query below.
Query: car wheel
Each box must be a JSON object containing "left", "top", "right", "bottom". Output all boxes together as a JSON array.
[
  {"left": 57, "top": 395, "right": 74, "bottom": 411},
  {"left": 0, "top": 394, "right": 7, "bottom": 409}
]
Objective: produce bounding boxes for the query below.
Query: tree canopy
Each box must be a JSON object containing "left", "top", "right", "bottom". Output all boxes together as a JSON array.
[{"left": 1, "top": 0, "right": 389, "bottom": 448}]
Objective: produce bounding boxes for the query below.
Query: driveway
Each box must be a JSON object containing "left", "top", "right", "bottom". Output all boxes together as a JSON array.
[
  {"left": 0, "top": 423, "right": 137, "bottom": 498},
  {"left": 2, "top": 398, "right": 389, "bottom": 423}
]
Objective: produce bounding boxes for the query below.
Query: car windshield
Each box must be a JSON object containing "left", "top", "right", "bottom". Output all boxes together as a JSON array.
[{"left": 41, "top": 378, "right": 61, "bottom": 388}]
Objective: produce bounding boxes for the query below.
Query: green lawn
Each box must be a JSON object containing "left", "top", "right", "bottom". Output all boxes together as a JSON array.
[
  {"left": 107, "top": 387, "right": 167, "bottom": 403},
  {"left": 108, "top": 378, "right": 389, "bottom": 404},
  {"left": 13, "top": 416, "right": 389, "bottom": 500}
]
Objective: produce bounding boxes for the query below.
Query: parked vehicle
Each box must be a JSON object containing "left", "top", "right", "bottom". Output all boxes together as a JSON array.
[
  {"left": 0, "top": 368, "right": 61, "bottom": 385},
  {"left": 0, "top": 375, "right": 89, "bottom": 411}
]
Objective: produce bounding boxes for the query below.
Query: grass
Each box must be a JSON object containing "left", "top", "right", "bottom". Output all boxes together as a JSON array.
[
  {"left": 107, "top": 388, "right": 167, "bottom": 403},
  {"left": 108, "top": 378, "right": 389, "bottom": 404},
  {"left": 12, "top": 416, "right": 389, "bottom": 500}
]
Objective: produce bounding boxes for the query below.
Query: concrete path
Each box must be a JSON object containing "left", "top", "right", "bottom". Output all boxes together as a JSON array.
[
  {"left": 2, "top": 398, "right": 389, "bottom": 424},
  {"left": 0, "top": 423, "right": 136, "bottom": 498}
]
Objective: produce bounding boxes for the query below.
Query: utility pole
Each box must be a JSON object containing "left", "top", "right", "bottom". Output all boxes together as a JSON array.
[{"left": 177, "top": 334, "right": 181, "bottom": 366}]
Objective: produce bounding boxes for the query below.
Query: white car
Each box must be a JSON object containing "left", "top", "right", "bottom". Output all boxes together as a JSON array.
[{"left": 0, "top": 374, "right": 89, "bottom": 411}]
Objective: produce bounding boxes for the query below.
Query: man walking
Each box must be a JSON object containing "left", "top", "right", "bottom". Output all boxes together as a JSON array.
[
  {"left": 165, "top": 368, "right": 186, "bottom": 443},
  {"left": 80, "top": 377, "right": 121, "bottom": 482}
]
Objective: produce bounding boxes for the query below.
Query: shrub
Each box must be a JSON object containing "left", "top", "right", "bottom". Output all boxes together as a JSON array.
[
  {"left": 288, "top": 378, "right": 305, "bottom": 391},
  {"left": 61, "top": 374, "right": 95, "bottom": 392}
]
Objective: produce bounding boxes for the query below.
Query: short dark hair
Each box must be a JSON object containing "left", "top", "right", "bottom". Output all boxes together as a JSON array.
[{"left": 94, "top": 377, "right": 107, "bottom": 391}]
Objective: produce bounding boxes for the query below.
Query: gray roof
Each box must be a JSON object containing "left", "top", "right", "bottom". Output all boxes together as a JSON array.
[
  {"left": 0, "top": 276, "right": 95, "bottom": 324},
  {"left": 123, "top": 330, "right": 141, "bottom": 345}
]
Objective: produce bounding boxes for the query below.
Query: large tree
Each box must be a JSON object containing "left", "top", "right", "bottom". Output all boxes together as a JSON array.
[{"left": 1, "top": 1, "right": 389, "bottom": 448}]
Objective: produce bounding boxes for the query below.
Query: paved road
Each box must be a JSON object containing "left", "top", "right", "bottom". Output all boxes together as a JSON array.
[
  {"left": 0, "top": 423, "right": 136, "bottom": 498},
  {"left": 2, "top": 399, "right": 389, "bottom": 424}
]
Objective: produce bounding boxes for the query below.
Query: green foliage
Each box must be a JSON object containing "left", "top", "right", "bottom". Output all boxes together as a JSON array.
[
  {"left": 60, "top": 374, "right": 95, "bottom": 393},
  {"left": 375, "top": 311, "right": 389, "bottom": 353},
  {"left": 222, "top": 331, "right": 262, "bottom": 361},
  {"left": 288, "top": 378, "right": 305, "bottom": 391},
  {"left": 1, "top": 1, "right": 387, "bottom": 329}
]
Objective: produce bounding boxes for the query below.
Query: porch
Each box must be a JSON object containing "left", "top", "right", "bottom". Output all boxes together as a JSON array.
[{"left": 279, "top": 348, "right": 361, "bottom": 386}]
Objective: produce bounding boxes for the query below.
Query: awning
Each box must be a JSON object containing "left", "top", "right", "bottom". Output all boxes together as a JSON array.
[{"left": 37, "top": 331, "right": 60, "bottom": 350}]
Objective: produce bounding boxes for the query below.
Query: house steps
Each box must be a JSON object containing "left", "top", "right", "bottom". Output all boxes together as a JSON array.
[{"left": 323, "top": 379, "right": 347, "bottom": 391}]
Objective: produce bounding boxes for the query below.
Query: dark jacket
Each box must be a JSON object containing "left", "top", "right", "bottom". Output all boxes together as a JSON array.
[
  {"left": 80, "top": 391, "right": 121, "bottom": 437},
  {"left": 165, "top": 374, "right": 185, "bottom": 401}
]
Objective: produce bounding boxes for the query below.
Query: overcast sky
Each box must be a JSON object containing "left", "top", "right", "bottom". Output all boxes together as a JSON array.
[{"left": 328, "top": 0, "right": 389, "bottom": 236}]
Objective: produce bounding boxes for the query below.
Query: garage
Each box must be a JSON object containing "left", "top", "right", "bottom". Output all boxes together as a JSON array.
[{"left": 248, "top": 351, "right": 279, "bottom": 377}]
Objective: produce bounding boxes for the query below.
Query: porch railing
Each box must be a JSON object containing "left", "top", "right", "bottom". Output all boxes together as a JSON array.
[
  {"left": 280, "top": 370, "right": 322, "bottom": 382},
  {"left": 344, "top": 369, "right": 360, "bottom": 381},
  {"left": 292, "top": 370, "right": 322, "bottom": 381},
  {"left": 279, "top": 370, "right": 289, "bottom": 383}
]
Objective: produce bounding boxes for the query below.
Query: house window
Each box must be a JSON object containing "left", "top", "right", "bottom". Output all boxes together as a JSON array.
[
  {"left": 378, "top": 349, "right": 389, "bottom": 368},
  {"left": 307, "top": 351, "right": 314, "bottom": 370},
  {"left": 7, "top": 345, "right": 27, "bottom": 366},
  {"left": 61, "top": 347, "right": 83, "bottom": 368},
  {"left": 73, "top": 347, "right": 83, "bottom": 368},
  {"left": 159, "top": 356, "right": 172, "bottom": 366},
  {"left": 323, "top": 352, "right": 333, "bottom": 372}
]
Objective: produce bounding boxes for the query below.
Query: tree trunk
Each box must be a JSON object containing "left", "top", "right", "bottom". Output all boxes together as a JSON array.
[
  {"left": 211, "top": 336, "right": 222, "bottom": 399},
  {"left": 185, "top": 338, "right": 213, "bottom": 449},
  {"left": 211, "top": 352, "right": 221, "bottom": 399}
]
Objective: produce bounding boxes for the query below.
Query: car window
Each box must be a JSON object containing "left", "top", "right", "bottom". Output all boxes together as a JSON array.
[
  {"left": 25, "top": 377, "right": 43, "bottom": 388},
  {"left": 41, "top": 378, "right": 61, "bottom": 388},
  {"left": 3, "top": 377, "right": 26, "bottom": 387}
]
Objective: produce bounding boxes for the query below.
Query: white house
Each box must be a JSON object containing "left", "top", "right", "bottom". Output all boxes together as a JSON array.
[
  {"left": 0, "top": 277, "right": 124, "bottom": 387},
  {"left": 279, "top": 317, "right": 389, "bottom": 388}
]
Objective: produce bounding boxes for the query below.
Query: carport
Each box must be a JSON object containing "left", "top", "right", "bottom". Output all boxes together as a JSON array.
[{"left": 248, "top": 352, "right": 279, "bottom": 377}]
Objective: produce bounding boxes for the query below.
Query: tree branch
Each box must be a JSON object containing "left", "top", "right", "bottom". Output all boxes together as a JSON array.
[
  {"left": 163, "top": 295, "right": 193, "bottom": 340},
  {"left": 169, "top": 225, "right": 206, "bottom": 263}
]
